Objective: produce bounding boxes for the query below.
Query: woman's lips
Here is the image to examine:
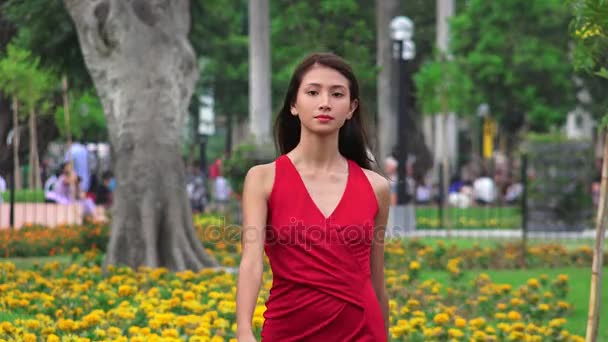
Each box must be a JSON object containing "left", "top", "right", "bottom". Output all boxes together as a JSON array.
[{"left": 314, "top": 115, "right": 334, "bottom": 122}]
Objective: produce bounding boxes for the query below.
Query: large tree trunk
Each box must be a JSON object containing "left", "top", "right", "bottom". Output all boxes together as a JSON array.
[
  {"left": 64, "top": 0, "right": 217, "bottom": 271},
  {"left": 376, "top": 0, "right": 399, "bottom": 160},
  {"left": 248, "top": 0, "right": 271, "bottom": 146}
]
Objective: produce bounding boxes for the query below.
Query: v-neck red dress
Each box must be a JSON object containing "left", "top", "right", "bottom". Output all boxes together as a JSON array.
[{"left": 261, "top": 155, "right": 387, "bottom": 341}]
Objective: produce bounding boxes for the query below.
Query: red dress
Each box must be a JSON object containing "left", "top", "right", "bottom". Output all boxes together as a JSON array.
[{"left": 261, "top": 155, "right": 387, "bottom": 341}]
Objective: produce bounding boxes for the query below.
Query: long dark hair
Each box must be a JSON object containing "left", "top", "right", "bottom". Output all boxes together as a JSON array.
[{"left": 274, "top": 52, "right": 376, "bottom": 170}]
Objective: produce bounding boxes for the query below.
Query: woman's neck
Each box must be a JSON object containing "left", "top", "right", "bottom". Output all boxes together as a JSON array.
[{"left": 289, "top": 130, "right": 344, "bottom": 171}]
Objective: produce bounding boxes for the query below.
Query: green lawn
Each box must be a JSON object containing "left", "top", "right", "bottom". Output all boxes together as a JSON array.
[
  {"left": 416, "top": 205, "right": 522, "bottom": 229},
  {"left": 413, "top": 237, "right": 607, "bottom": 251},
  {"left": 0, "top": 255, "right": 71, "bottom": 269},
  {"left": 422, "top": 267, "right": 608, "bottom": 339}
]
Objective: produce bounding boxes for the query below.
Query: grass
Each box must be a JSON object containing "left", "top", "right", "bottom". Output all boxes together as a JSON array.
[
  {"left": 416, "top": 206, "right": 522, "bottom": 229},
  {"left": 413, "top": 237, "right": 608, "bottom": 251},
  {"left": 0, "top": 311, "right": 32, "bottom": 321},
  {"left": 0, "top": 255, "right": 71, "bottom": 269},
  {"left": 422, "top": 267, "right": 608, "bottom": 339}
]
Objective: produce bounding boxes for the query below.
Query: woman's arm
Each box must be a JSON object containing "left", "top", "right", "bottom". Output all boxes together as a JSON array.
[
  {"left": 368, "top": 172, "right": 391, "bottom": 337},
  {"left": 236, "top": 164, "right": 271, "bottom": 340}
]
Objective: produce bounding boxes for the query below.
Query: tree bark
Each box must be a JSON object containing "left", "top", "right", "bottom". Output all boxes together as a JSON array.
[
  {"left": 376, "top": 0, "right": 399, "bottom": 160},
  {"left": 64, "top": 0, "right": 217, "bottom": 271},
  {"left": 248, "top": 0, "right": 271, "bottom": 146},
  {"left": 28, "top": 109, "right": 42, "bottom": 189},
  {"left": 12, "top": 97, "right": 21, "bottom": 190}
]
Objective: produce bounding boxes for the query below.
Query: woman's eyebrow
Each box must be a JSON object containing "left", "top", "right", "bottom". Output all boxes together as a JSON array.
[{"left": 303, "top": 83, "right": 347, "bottom": 89}]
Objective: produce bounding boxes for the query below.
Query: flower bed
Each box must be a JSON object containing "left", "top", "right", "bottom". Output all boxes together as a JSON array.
[
  {"left": 2, "top": 216, "right": 606, "bottom": 271},
  {"left": 0, "top": 252, "right": 585, "bottom": 341},
  {"left": 0, "top": 222, "right": 108, "bottom": 258}
]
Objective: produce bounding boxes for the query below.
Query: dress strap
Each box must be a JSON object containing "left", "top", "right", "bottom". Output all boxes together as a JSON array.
[
  {"left": 348, "top": 160, "right": 379, "bottom": 215},
  {"left": 268, "top": 155, "right": 289, "bottom": 207}
]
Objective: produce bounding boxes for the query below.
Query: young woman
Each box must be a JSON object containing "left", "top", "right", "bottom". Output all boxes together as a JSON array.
[{"left": 236, "top": 52, "right": 390, "bottom": 341}]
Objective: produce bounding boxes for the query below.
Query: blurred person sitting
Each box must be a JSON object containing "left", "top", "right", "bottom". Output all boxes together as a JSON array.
[
  {"left": 448, "top": 174, "right": 463, "bottom": 194},
  {"left": 45, "top": 162, "right": 77, "bottom": 204},
  {"left": 505, "top": 181, "right": 523, "bottom": 204},
  {"left": 415, "top": 176, "right": 433, "bottom": 205},
  {"left": 75, "top": 176, "right": 96, "bottom": 221},
  {"left": 473, "top": 172, "right": 496, "bottom": 205},
  {"left": 94, "top": 171, "right": 114, "bottom": 207}
]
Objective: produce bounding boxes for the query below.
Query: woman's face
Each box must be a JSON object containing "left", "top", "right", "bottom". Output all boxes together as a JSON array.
[{"left": 290, "top": 64, "right": 358, "bottom": 135}]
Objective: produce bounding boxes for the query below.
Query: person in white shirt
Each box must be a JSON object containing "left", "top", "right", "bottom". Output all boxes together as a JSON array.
[
  {"left": 473, "top": 173, "right": 496, "bottom": 205},
  {"left": 213, "top": 175, "right": 232, "bottom": 213}
]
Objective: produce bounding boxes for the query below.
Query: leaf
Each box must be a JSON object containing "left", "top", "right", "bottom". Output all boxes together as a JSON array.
[{"left": 595, "top": 67, "right": 608, "bottom": 79}]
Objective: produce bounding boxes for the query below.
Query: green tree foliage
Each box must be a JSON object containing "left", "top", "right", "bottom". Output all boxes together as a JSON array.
[
  {"left": 191, "top": 0, "right": 249, "bottom": 123},
  {"left": 570, "top": 0, "right": 608, "bottom": 78},
  {"left": 414, "top": 54, "right": 479, "bottom": 117},
  {"left": 270, "top": 0, "right": 376, "bottom": 113},
  {"left": 1, "top": 0, "right": 91, "bottom": 89},
  {"left": 0, "top": 44, "right": 56, "bottom": 117},
  {"left": 449, "top": 0, "right": 576, "bottom": 133},
  {"left": 54, "top": 91, "right": 107, "bottom": 142},
  {"left": 569, "top": 0, "right": 608, "bottom": 124}
]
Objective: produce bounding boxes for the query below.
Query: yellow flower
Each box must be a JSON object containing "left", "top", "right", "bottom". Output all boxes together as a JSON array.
[
  {"left": 46, "top": 335, "right": 60, "bottom": 342},
  {"left": 508, "top": 331, "right": 525, "bottom": 341},
  {"left": 527, "top": 278, "right": 540, "bottom": 288},
  {"left": 107, "top": 326, "right": 122, "bottom": 338},
  {"left": 118, "top": 285, "right": 136, "bottom": 296},
  {"left": 23, "top": 333, "right": 37, "bottom": 342},
  {"left": 469, "top": 317, "right": 486, "bottom": 329},
  {"left": 433, "top": 313, "right": 450, "bottom": 325},
  {"left": 495, "top": 313, "right": 507, "bottom": 320},
  {"left": 253, "top": 316, "right": 264, "bottom": 329},
  {"left": 406, "top": 299, "right": 420, "bottom": 308},
  {"left": 56, "top": 319, "right": 77, "bottom": 331},
  {"left": 448, "top": 328, "right": 464, "bottom": 338},
  {"left": 549, "top": 318, "right": 567, "bottom": 328},
  {"left": 162, "top": 329, "right": 179, "bottom": 338},
  {"left": 454, "top": 317, "right": 466, "bottom": 328},
  {"left": 409, "top": 260, "right": 421, "bottom": 270},
  {"left": 25, "top": 320, "right": 41, "bottom": 330},
  {"left": 507, "top": 311, "right": 522, "bottom": 321}
]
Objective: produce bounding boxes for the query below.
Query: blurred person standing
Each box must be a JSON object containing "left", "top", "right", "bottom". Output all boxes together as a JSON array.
[{"left": 65, "top": 141, "right": 90, "bottom": 192}]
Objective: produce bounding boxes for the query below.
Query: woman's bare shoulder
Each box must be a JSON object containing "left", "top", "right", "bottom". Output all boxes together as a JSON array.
[
  {"left": 361, "top": 168, "right": 390, "bottom": 195},
  {"left": 244, "top": 162, "right": 276, "bottom": 199}
]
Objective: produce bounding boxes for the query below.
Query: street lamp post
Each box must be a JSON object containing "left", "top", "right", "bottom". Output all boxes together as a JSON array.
[{"left": 390, "top": 16, "right": 416, "bottom": 234}]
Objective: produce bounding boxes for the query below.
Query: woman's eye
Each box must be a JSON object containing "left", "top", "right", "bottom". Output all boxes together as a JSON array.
[
  {"left": 332, "top": 92, "right": 344, "bottom": 98},
  {"left": 306, "top": 90, "right": 318, "bottom": 96}
]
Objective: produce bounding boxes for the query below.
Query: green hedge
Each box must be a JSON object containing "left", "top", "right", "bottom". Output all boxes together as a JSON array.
[{"left": 1, "top": 189, "right": 45, "bottom": 203}]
